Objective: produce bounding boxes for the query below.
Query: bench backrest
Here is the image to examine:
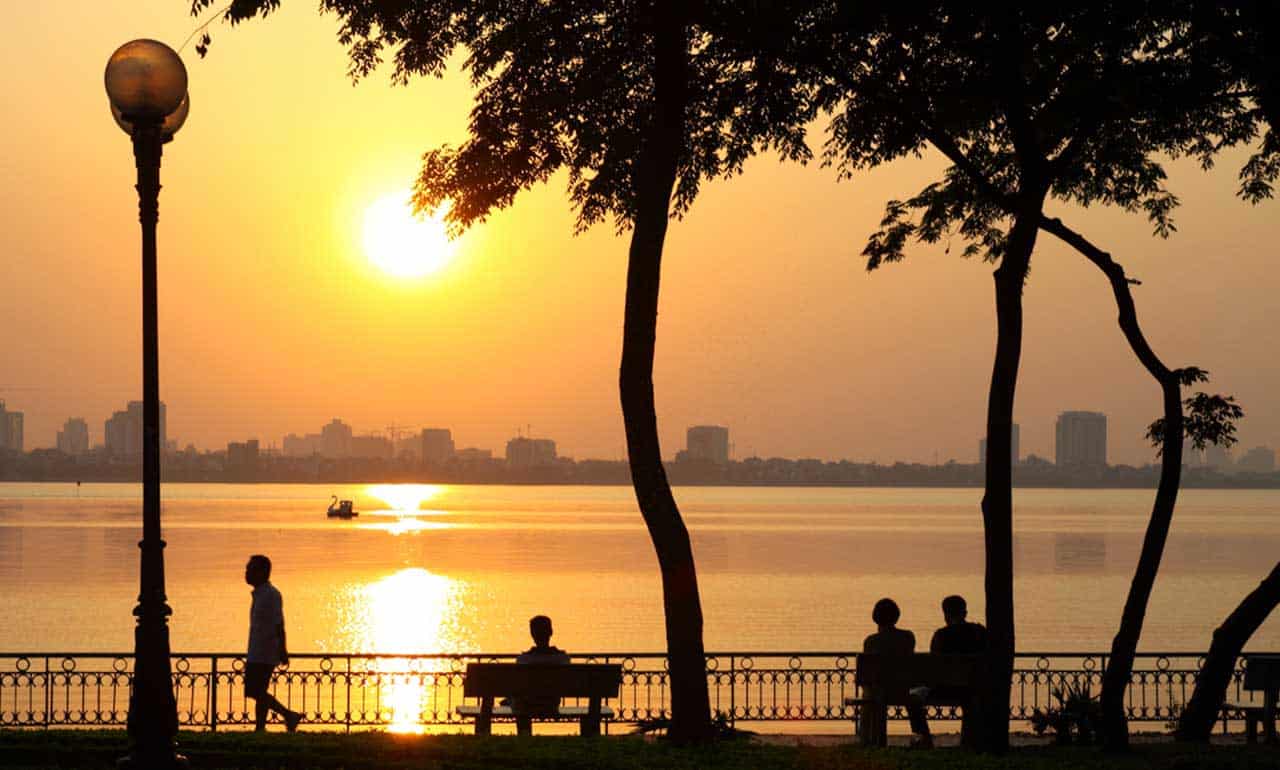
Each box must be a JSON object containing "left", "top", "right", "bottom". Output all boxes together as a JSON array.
[
  {"left": 855, "top": 654, "right": 983, "bottom": 693},
  {"left": 1244, "top": 655, "right": 1280, "bottom": 693},
  {"left": 463, "top": 663, "right": 622, "bottom": 699}
]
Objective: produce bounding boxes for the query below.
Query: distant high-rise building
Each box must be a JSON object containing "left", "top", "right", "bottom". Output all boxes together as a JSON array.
[
  {"left": 57, "top": 418, "right": 90, "bottom": 455},
  {"left": 684, "top": 425, "right": 730, "bottom": 464},
  {"left": 394, "top": 436, "right": 420, "bottom": 459},
  {"left": 0, "top": 401, "right": 24, "bottom": 453},
  {"left": 506, "top": 436, "right": 557, "bottom": 467},
  {"left": 351, "top": 434, "right": 394, "bottom": 459},
  {"left": 978, "top": 423, "right": 1020, "bottom": 465},
  {"left": 320, "top": 418, "right": 353, "bottom": 458},
  {"left": 1205, "top": 444, "right": 1233, "bottom": 471},
  {"left": 104, "top": 401, "right": 166, "bottom": 458},
  {"left": 226, "top": 439, "right": 260, "bottom": 475},
  {"left": 282, "top": 433, "right": 322, "bottom": 457},
  {"left": 421, "top": 429, "right": 455, "bottom": 464},
  {"left": 1237, "top": 446, "right": 1276, "bottom": 474},
  {"left": 456, "top": 447, "right": 493, "bottom": 462},
  {"left": 1055, "top": 411, "right": 1107, "bottom": 467}
]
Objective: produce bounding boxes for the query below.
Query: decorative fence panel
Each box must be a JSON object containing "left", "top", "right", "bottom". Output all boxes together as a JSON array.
[{"left": 0, "top": 652, "right": 1263, "bottom": 731}]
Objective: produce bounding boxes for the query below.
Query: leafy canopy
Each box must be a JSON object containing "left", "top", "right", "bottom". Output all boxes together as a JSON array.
[
  {"left": 193, "top": 0, "right": 824, "bottom": 234},
  {"left": 804, "top": 2, "right": 1269, "bottom": 268}
]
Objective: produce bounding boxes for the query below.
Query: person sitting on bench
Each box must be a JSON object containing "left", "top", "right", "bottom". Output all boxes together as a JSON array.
[
  {"left": 863, "top": 598, "right": 932, "bottom": 747},
  {"left": 930, "top": 595, "right": 987, "bottom": 654},
  {"left": 508, "top": 615, "right": 570, "bottom": 732}
]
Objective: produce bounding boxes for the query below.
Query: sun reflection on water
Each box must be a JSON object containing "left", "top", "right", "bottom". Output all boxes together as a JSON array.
[
  {"left": 342, "top": 567, "right": 469, "bottom": 733},
  {"left": 367, "top": 484, "right": 443, "bottom": 513},
  {"left": 364, "top": 484, "right": 450, "bottom": 536}
]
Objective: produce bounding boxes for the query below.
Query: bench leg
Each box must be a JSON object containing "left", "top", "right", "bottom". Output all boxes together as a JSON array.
[
  {"left": 477, "top": 697, "right": 493, "bottom": 736},
  {"left": 516, "top": 716, "right": 532, "bottom": 737},
  {"left": 581, "top": 698, "right": 602, "bottom": 737},
  {"left": 1247, "top": 713, "right": 1257, "bottom": 744}
]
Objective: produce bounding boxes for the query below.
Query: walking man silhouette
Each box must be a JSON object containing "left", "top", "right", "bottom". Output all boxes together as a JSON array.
[{"left": 243, "top": 554, "right": 302, "bottom": 732}]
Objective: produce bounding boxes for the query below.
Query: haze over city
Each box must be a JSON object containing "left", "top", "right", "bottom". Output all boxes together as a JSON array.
[{"left": 4, "top": 1, "right": 1280, "bottom": 466}]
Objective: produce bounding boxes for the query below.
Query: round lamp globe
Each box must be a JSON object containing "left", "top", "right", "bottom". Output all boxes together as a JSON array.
[{"left": 104, "top": 39, "right": 188, "bottom": 120}]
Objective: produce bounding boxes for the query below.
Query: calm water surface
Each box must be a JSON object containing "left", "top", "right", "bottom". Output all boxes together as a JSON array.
[{"left": 0, "top": 483, "right": 1276, "bottom": 655}]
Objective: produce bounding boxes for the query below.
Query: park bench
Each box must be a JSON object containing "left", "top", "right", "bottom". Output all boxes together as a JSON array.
[
  {"left": 1227, "top": 654, "right": 1279, "bottom": 744},
  {"left": 455, "top": 662, "right": 621, "bottom": 736},
  {"left": 844, "top": 653, "right": 983, "bottom": 747}
]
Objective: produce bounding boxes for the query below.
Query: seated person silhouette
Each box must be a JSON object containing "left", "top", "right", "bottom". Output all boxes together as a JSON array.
[
  {"left": 930, "top": 595, "right": 988, "bottom": 654},
  {"left": 928, "top": 595, "right": 988, "bottom": 746},
  {"left": 862, "top": 598, "right": 932, "bottom": 747},
  {"left": 508, "top": 614, "right": 570, "bottom": 735}
]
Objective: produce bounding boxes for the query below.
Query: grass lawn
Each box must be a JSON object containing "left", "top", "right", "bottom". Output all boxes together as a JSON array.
[{"left": 1, "top": 731, "right": 1278, "bottom": 770}]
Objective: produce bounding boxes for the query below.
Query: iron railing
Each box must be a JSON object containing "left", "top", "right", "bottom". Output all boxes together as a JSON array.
[{"left": 0, "top": 651, "right": 1264, "bottom": 731}]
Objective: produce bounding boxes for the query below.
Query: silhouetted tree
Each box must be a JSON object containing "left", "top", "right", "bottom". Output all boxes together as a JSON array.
[
  {"left": 814, "top": 4, "right": 1260, "bottom": 750},
  {"left": 192, "top": 0, "right": 818, "bottom": 741},
  {"left": 1036, "top": 216, "right": 1247, "bottom": 749},
  {"left": 1176, "top": 562, "right": 1280, "bottom": 741}
]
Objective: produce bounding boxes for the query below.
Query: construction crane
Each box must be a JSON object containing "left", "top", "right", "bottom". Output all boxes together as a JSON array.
[{"left": 385, "top": 424, "right": 420, "bottom": 446}]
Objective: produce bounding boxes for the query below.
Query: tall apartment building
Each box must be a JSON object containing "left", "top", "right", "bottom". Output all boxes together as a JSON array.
[
  {"left": 282, "top": 433, "right": 322, "bottom": 457},
  {"left": 421, "top": 428, "right": 455, "bottom": 464},
  {"left": 351, "top": 434, "right": 394, "bottom": 459},
  {"left": 506, "top": 436, "right": 557, "bottom": 467},
  {"left": 0, "top": 401, "right": 23, "bottom": 453},
  {"left": 1237, "top": 446, "right": 1276, "bottom": 474},
  {"left": 684, "top": 425, "right": 730, "bottom": 464},
  {"left": 1205, "top": 444, "right": 1233, "bottom": 471},
  {"left": 978, "top": 423, "right": 1020, "bottom": 465},
  {"left": 104, "top": 401, "right": 166, "bottom": 458},
  {"left": 226, "top": 439, "right": 261, "bottom": 475},
  {"left": 320, "top": 419, "right": 353, "bottom": 458},
  {"left": 57, "top": 418, "right": 90, "bottom": 455},
  {"left": 1055, "top": 411, "right": 1107, "bottom": 467}
]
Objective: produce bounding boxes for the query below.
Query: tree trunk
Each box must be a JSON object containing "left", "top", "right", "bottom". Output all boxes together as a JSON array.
[
  {"left": 978, "top": 206, "right": 1041, "bottom": 753},
  {"left": 619, "top": 1, "right": 712, "bottom": 743},
  {"left": 1177, "top": 562, "right": 1280, "bottom": 741},
  {"left": 1037, "top": 217, "right": 1185, "bottom": 751}
]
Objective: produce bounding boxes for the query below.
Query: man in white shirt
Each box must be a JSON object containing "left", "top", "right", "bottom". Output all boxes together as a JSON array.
[{"left": 244, "top": 554, "right": 302, "bottom": 732}]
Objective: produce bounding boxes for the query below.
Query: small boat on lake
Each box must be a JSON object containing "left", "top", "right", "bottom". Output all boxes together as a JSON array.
[{"left": 326, "top": 496, "right": 359, "bottom": 519}]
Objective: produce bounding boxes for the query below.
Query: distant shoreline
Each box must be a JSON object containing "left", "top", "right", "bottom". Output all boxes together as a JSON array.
[
  {"left": 4, "top": 448, "right": 1277, "bottom": 489},
  {"left": 1, "top": 477, "right": 1278, "bottom": 490}
]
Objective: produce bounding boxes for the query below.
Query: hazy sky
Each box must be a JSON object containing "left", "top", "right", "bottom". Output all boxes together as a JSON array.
[{"left": 2, "top": 2, "right": 1278, "bottom": 465}]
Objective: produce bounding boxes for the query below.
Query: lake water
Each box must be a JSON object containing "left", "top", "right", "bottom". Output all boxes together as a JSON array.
[{"left": 0, "top": 483, "right": 1276, "bottom": 656}]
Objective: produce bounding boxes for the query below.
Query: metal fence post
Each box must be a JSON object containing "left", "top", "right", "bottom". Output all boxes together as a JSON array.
[
  {"left": 43, "top": 656, "right": 51, "bottom": 729},
  {"left": 209, "top": 656, "right": 218, "bottom": 732},
  {"left": 345, "top": 656, "right": 352, "bottom": 734},
  {"left": 729, "top": 656, "right": 736, "bottom": 728}
]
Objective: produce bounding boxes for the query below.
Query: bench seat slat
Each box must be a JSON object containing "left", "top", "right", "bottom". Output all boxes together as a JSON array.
[{"left": 456, "top": 705, "right": 615, "bottom": 718}]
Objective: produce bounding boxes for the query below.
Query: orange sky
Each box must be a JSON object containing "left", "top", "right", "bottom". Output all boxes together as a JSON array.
[{"left": 2, "top": 2, "right": 1278, "bottom": 465}]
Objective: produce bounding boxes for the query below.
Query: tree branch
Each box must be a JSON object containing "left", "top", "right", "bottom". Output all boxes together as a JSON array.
[{"left": 1036, "top": 215, "right": 1174, "bottom": 383}]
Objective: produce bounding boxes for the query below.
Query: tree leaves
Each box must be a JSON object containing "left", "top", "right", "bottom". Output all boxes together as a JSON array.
[{"left": 1147, "top": 393, "right": 1245, "bottom": 455}]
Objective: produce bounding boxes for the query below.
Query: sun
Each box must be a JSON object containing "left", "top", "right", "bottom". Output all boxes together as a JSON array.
[{"left": 362, "top": 192, "right": 454, "bottom": 278}]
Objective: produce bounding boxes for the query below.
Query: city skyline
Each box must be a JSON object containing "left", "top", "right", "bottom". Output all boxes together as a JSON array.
[{"left": 6, "top": 393, "right": 1280, "bottom": 469}]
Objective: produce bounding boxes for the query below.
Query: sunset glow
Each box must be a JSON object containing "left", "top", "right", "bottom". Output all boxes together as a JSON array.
[{"left": 361, "top": 193, "right": 453, "bottom": 279}]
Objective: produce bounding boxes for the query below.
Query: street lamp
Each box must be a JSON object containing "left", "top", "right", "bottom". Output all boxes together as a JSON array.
[{"left": 105, "top": 38, "right": 188, "bottom": 770}]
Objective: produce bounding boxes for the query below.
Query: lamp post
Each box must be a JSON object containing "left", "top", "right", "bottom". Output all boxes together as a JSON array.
[{"left": 105, "top": 38, "right": 189, "bottom": 769}]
